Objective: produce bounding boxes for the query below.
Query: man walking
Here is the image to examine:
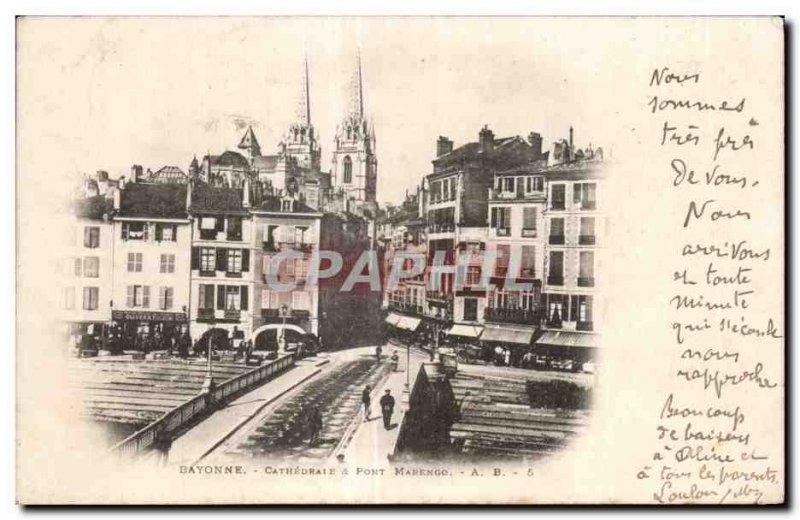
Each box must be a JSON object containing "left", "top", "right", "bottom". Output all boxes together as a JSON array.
[
  {"left": 361, "top": 385, "right": 372, "bottom": 420},
  {"left": 308, "top": 406, "right": 323, "bottom": 445},
  {"left": 379, "top": 389, "right": 396, "bottom": 430}
]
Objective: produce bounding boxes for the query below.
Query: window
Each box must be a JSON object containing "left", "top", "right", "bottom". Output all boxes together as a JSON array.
[
  {"left": 575, "top": 182, "right": 597, "bottom": 209},
  {"left": 127, "top": 253, "right": 143, "bottom": 273},
  {"left": 551, "top": 184, "right": 566, "bottom": 210},
  {"left": 580, "top": 217, "right": 596, "bottom": 244},
  {"left": 525, "top": 176, "right": 543, "bottom": 192},
  {"left": 261, "top": 289, "right": 278, "bottom": 309},
  {"left": 292, "top": 291, "right": 311, "bottom": 311},
  {"left": 449, "top": 178, "right": 457, "bottom": 200},
  {"left": 155, "top": 223, "right": 177, "bottom": 242},
  {"left": 199, "top": 217, "right": 217, "bottom": 240},
  {"left": 549, "top": 218, "right": 565, "bottom": 245},
  {"left": 263, "top": 225, "right": 278, "bottom": 250},
  {"left": 227, "top": 249, "right": 242, "bottom": 274},
  {"left": 465, "top": 266, "right": 481, "bottom": 285},
  {"left": 548, "top": 251, "right": 564, "bottom": 285},
  {"left": 295, "top": 258, "right": 308, "bottom": 279},
  {"left": 225, "top": 286, "right": 241, "bottom": 311},
  {"left": 547, "top": 294, "right": 565, "bottom": 324},
  {"left": 502, "top": 177, "right": 515, "bottom": 192},
  {"left": 198, "top": 284, "right": 215, "bottom": 310},
  {"left": 158, "top": 287, "right": 174, "bottom": 310},
  {"left": 522, "top": 207, "right": 537, "bottom": 232},
  {"left": 121, "top": 222, "right": 147, "bottom": 241},
  {"left": 520, "top": 245, "right": 536, "bottom": 278},
  {"left": 63, "top": 287, "right": 75, "bottom": 310},
  {"left": 84, "top": 227, "right": 100, "bottom": 248},
  {"left": 200, "top": 248, "right": 216, "bottom": 272},
  {"left": 295, "top": 226, "right": 309, "bottom": 246},
  {"left": 579, "top": 251, "right": 595, "bottom": 287},
  {"left": 463, "top": 298, "right": 478, "bottom": 322},
  {"left": 82, "top": 287, "right": 99, "bottom": 310},
  {"left": 227, "top": 217, "right": 242, "bottom": 241},
  {"left": 127, "top": 285, "right": 150, "bottom": 308},
  {"left": 495, "top": 244, "right": 510, "bottom": 277},
  {"left": 83, "top": 257, "right": 99, "bottom": 278},
  {"left": 490, "top": 207, "right": 511, "bottom": 234},
  {"left": 73, "top": 258, "right": 82, "bottom": 277},
  {"left": 343, "top": 156, "right": 352, "bottom": 183},
  {"left": 160, "top": 254, "right": 175, "bottom": 273},
  {"left": 281, "top": 200, "right": 293, "bottom": 212}
]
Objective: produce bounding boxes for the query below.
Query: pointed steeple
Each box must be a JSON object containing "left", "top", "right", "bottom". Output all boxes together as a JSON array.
[
  {"left": 238, "top": 125, "right": 261, "bottom": 159},
  {"left": 295, "top": 52, "right": 311, "bottom": 126},
  {"left": 348, "top": 49, "right": 364, "bottom": 120}
]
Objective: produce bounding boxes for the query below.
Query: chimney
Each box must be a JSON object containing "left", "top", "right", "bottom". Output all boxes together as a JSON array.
[
  {"left": 528, "top": 132, "right": 543, "bottom": 157},
  {"left": 479, "top": 125, "right": 494, "bottom": 153},
  {"left": 131, "top": 165, "right": 143, "bottom": 183},
  {"left": 186, "top": 179, "right": 192, "bottom": 210},
  {"left": 569, "top": 126, "right": 574, "bottom": 155},
  {"left": 112, "top": 187, "right": 120, "bottom": 211},
  {"left": 436, "top": 136, "right": 454, "bottom": 157},
  {"left": 118, "top": 176, "right": 126, "bottom": 189}
]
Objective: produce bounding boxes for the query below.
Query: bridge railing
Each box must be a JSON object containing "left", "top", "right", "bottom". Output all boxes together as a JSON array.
[{"left": 110, "top": 353, "right": 296, "bottom": 457}]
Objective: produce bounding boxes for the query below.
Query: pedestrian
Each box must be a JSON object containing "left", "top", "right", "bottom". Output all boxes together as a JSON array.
[
  {"left": 308, "top": 406, "right": 323, "bottom": 445},
  {"left": 361, "top": 385, "right": 372, "bottom": 420},
  {"left": 504, "top": 348, "right": 511, "bottom": 367},
  {"left": 390, "top": 351, "right": 399, "bottom": 371},
  {"left": 379, "top": 389, "right": 395, "bottom": 430},
  {"left": 153, "top": 430, "right": 172, "bottom": 467},
  {"left": 375, "top": 344, "right": 383, "bottom": 363}
]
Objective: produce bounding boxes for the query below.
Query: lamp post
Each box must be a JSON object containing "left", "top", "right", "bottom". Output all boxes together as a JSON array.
[
  {"left": 280, "top": 304, "right": 289, "bottom": 354},
  {"left": 202, "top": 316, "right": 215, "bottom": 393}
]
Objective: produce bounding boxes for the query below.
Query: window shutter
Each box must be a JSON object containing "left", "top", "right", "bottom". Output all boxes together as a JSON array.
[
  {"left": 574, "top": 184, "right": 582, "bottom": 203},
  {"left": 121, "top": 223, "right": 128, "bottom": 240},
  {"left": 83, "top": 227, "right": 91, "bottom": 247},
  {"left": 82, "top": 287, "right": 89, "bottom": 310},
  {"left": 191, "top": 247, "right": 200, "bottom": 270},
  {"left": 215, "top": 217, "right": 225, "bottom": 232},
  {"left": 126, "top": 286, "right": 134, "bottom": 307},
  {"left": 241, "top": 249, "right": 250, "bottom": 272},
  {"left": 216, "top": 248, "right": 227, "bottom": 272},
  {"left": 74, "top": 258, "right": 82, "bottom": 277},
  {"left": 490, "top": 207, "right": 497, "bottom": 228},
  {"left": 143, "top": 224, "right": 149, "bottom": 242},
  {"left": 142, "top": 286, "right": 150, "bottom": 308},
  {"left": 159, "top": 287, "right": 166, "bottom": 310},
  {"left": 198, "top": 284, "right": 206, "bottom": 309},
  {"left": 155, "top": 224, "right": 163, "bottom": 242},
  {"left": 217, "top": 285, "right": 225, "bottom": 310},
  {"left": 241, "top": 286, "right": 248, "bottom": 311},
  {"left": 172, "top": 224, "right": 178, "bottom": 241}
]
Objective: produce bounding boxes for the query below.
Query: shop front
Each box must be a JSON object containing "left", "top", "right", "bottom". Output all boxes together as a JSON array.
[
  {"left": 533, "top": 329, "right": 599, "bottom": 372},
  {"left": 480, "top": 324, "right": 537, "bottom": 367},
  {"left": 110, "top": 310, "right": 189, "bottom": 354}
]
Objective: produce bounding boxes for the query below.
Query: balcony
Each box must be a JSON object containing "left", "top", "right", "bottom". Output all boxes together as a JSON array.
[
  {"left": 427, "top": 223, "right": 455, "bottom": 233},
  {"left": 292, "top": 309, "right": 311, "bottom": 319},
  {"left": 495, "top": 228, "right": 511, "bottom": 237},
  {"left": 579, "top": 235, "right": 596, "bottom": 245},
  {"left": 224, "top": 309, "right": 241, "bottom": 321},
  {"left": 197, "top": 308, "right": 215, "bottom": 320},
  {"left": 576, "top": 321, "right": 594, "bottom": 332},
  {"left": 581, "top": 201, "right": 597, "bottom": 211},
  {"left": 550, "top": 200, "right": 565, "bottom": 211},
  {"left": 262, "top": 241, "right": 280, "bottom": 253},
  {"left": 425, "top": 291, "right": 453, "bottom": 309},
  {"left": 226, "top": 271, "right": 243, "bottom": 278},
  {"left": 488, "top": 188, "right": 545, "bottom": 202},
  {"left": 578, "top": 277, "right": 595, "bottom": 287},
  {"left": 199, "top": 270, "right": 216, "bottom": 278},
  {"left": 388, "top": 301, "right": 424, "bottom": 316},
  {"left": 549, "top": 235, "right": 565, "bottom": 245},
  {"left": 226, "top": 231, "right": 243, "bottom": 242},
  {"left": 261, "top": 308, "right": 280, "bottom": 318},
  {"left": 484, "top": 307, "right": 541, "bottom": 325},
  {"left": 521, "top": 228, "right": 537, "bottom": 238},
  {"left": 547, "top": 275, "right": 564, "bottom": 286}
]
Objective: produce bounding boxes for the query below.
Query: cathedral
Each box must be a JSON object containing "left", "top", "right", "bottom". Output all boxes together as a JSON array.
[{"left": 190, "top": 51, "right": 378, "bottom": 217}]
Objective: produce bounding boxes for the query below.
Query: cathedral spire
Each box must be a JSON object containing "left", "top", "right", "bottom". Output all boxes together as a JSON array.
[
  {"left": 348, "top": 49, "right": 364, "bottom": 120},
  {"left": 295, "top": 51, "right": 311, "bottom": 126}
]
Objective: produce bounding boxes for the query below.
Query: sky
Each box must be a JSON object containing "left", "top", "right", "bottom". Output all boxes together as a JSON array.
[{"left": 17, "top": 17, "right": 618, "bottom": 205}]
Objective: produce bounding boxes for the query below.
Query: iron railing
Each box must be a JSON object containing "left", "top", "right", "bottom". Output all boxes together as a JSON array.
[{"left": 109, "top": 354, "right": 295, "bottom": 458}]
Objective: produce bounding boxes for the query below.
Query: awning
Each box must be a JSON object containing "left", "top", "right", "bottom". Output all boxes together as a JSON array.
[
  {"left": 384, "top": 313, "right": 403, "bottom": 327},
  {"left": 446, "top": 324, "right": 483, "bottom": 338},
  {"left": 535, "top": 330, "right": 599, "bottom": 348},
  {"left": 396, "top": 316, "right": 422, "bottom": 332},
  {"left": 481, "top": 324, "right": 536, "bottom": 345}
]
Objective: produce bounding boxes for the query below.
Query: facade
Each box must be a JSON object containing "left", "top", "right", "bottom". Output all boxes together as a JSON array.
[
  {"left": 537, "top": 154, "right": 604, "bottom": 358},
  {"left": 188, "top": 183, "right": 256, "bottom": 348},
  {"left": 60, "top": 196, "right": 115, "bottom": 349},
  {"left": 110, "top": 182, "right": 193, "bottom": 352},
  {"left": 251, "top": 193, "right": 323, "bottom": 350}
]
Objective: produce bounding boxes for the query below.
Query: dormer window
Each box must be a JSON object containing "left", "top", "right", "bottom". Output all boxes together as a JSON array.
[{"left": 281, "top": 200, "right": 293, "bottom": 212}]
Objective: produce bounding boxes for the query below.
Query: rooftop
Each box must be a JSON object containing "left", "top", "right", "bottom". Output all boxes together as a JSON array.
[
  {"left": 189, "top": 184, "right": 246, "bottom": 214},
  {"left": 118, "top": 183, "right": 188, "bottom": 219}
]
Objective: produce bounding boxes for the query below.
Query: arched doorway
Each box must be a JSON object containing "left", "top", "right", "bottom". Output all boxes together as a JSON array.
[
  {"left": 252, "top": 324, "right": 310, "bottom": 354},
  {"left": 195, "top": 328, "right": 230, "bottom": 354}
]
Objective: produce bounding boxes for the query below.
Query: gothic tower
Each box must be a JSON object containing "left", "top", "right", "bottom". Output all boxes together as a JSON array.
[
  {"left": 331, "top": 50, "right": 378, "bottom": 205},
  {"left": 282, "top": 53, "right": 321, "bottom": 171}
]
